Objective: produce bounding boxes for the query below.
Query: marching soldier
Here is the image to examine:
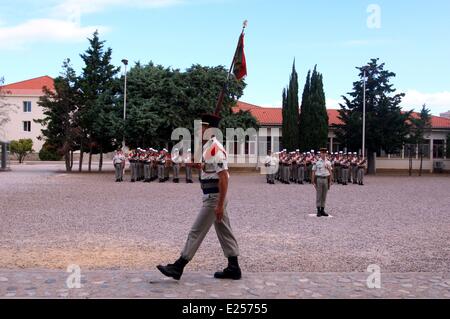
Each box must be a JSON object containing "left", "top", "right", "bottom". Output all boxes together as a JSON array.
[
  {"left": 112, "top": 149, "right": 125, "bottom": 182},
  {"left": 312, "top": 148, "right": 332, "bottom": 217},
  {"left": 157, "top": 113, "right": 241, "bottom": 281}
]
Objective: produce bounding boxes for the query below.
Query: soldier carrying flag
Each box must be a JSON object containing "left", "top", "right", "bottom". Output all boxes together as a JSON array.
[{"left": 157, "top": 21, "right": 248, "bottom": 281}]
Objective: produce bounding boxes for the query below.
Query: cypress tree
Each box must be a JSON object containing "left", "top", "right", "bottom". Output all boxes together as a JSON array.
[
  {"left": 281, "top": 60, "right": 300, "bottom": 151},
  {"left": 299, "top": 71, "right": 311, "bottom": 151}
]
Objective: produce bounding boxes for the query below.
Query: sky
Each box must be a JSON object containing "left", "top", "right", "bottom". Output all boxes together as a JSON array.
[{"left": 1, "top": 0, "right": 450, "bottom": 115}]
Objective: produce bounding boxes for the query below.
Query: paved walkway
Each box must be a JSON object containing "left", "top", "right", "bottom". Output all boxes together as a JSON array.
[{"left": 1, "top": 270, "right": 449, "bottom": 298}]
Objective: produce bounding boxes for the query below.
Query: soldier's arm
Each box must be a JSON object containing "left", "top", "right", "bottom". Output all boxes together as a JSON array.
[{"left": 215, "top": 170, "right": 229, "bottom": 222}]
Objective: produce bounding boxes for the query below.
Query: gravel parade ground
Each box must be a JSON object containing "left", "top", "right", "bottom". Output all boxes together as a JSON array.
[{"left": 1, "top": 163, "right": 449, "bottom": 274}]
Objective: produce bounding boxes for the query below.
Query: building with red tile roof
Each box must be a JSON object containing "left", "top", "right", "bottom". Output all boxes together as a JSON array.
[
  {"left": 233, "top": 101, "right": 449, "bottom": 172},
  {"left": 0, "top": 76, "right": 55, "bottom": 151}
]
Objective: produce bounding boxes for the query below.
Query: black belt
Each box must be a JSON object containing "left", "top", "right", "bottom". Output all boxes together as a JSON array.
[
  {"left": 202, "top": 188, "right": 219, "bottom": 194},
  {"left": 316, "top": 176, "right": 328, "bottom": 179},
  {"left": 200, "top": 179, "right": 219, "bottom": 194}
]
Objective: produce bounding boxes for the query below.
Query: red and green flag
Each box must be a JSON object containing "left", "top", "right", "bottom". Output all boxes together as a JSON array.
[{"left": 232, "top": 33, "right": 247, "bottom": 80}]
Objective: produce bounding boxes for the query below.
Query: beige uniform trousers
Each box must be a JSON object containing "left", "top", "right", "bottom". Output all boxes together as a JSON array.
[
  {"left": 181, "top": 193, "right": 239, "bottom": 261},
  {"left": 316, "top": 176, "right": 329, "bottom": 208}
]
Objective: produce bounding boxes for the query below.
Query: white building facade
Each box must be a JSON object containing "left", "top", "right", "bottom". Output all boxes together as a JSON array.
[{"left": 0, "top": 76, "right": 54, "bottom": 153}]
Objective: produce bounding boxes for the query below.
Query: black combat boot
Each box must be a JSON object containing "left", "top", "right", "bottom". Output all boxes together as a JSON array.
[
  {"left": 157, "top": 257, "right": 189, "bottom": 281},
  {"left": 317, "top": 207, "right": 322, "bottom": 217},
  {"left": 214, "top": 256, "right": 242, "bottom": 280},
  {"left": 320, "top": 207, "right": 329, "bottom": 217},
  {"left": 173, "top": 178, "right": 179, "bottom": 183}
]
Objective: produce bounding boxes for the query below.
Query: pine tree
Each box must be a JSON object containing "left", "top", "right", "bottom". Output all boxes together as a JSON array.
[
  {"left": 78, "top": 30, "right": 120, "bottom": 172},
  {"left": 36, "top": 59, "right": 80, "bottom": 172},
  {"left": 335, "top": 58, "right": 411, "bottom": 174}
]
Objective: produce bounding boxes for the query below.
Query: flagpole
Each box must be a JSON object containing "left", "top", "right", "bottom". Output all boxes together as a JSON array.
[{"left": 214, "top": 20, "right": 247, "bottom": 116}]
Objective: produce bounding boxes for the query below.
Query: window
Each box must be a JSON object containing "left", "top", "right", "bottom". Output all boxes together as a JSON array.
[
  {"left": 23, "top": 101, "right": 32, "bottom": 112},
  {"left": 23, "top": 121, "right": 31, "bottom": 132},
  {"left": 433, "top": 140, "right": 445, "bottom": 159}
]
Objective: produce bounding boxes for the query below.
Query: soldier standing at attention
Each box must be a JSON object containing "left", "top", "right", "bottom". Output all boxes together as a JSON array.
[
  {"left": 264, "top": 150, "right": 276, "bottom": 184},
  {"left": 157, "top": 150, "right": 166, "bottom": 183},
  {"left": 157, "top": 113, "right": 241, "bottom": 281},
  {"left": 312, "top": 148, "right": 332, "bottom": 217},
  {"left": 164, "top": 149, "right": 171, "bottom": 182},
  {"left": 113, "top": 150, "right": 125, "bottom": 182},
  {"left": 357, "top": 156, "right": 366, "bottom": 186},
  {"left": 129, "top": 149, "right": 138, "bottom": 183},
  {"left": 297, "top": 154, "right": 306, "bottom": 184},
  {"left": 183, "top": 148, "right": 194, "bottom": 183},
  {"left": 172, "top": 148, "right": 181, "bottom": 183}
]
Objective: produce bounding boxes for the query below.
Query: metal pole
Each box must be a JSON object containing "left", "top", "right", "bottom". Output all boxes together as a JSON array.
[
  {"left": 362, "top": 69, "right": 366, "bottom": 159},
  {"left": 122, "top": 59, "right": 128, "bottom": 150}
]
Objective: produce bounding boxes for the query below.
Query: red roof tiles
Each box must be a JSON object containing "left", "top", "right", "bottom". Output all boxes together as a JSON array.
[
  {"left": 233, "top": 101, "right": 343, "bottom": 126},
  {"left": 0, "top": 76, "right": 54, "bottom": 96},
  {"left": 233, "top": 101, "right": 450, "bottom": 129}
]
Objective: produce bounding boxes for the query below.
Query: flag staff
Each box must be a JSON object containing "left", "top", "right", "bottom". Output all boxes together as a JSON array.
[{"left": 214, "top": 20, "right": 248, "bottom": 116}]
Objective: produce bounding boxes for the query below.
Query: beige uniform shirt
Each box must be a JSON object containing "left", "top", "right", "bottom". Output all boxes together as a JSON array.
[{"left": 312, "top": 158, "right": 332, "bottom": 177}]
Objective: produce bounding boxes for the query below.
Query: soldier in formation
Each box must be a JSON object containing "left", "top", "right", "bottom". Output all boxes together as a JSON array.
[{"left": 266, "top": 150, "right": 366, "bottom": 186}]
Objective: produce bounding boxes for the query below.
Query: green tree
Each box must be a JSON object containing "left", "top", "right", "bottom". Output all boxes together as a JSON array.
[
  {"left": 121, "top": 62, "right": 251, "bottom": 149},
  {"left": 335, "top": 59, "right": 411, "bottom": 174},
  {"left": 299, "top": 66, "right": 328, "bottom": 151},
  {"left": 10, "top": 139, "right": 33, "bottom": 163},
  {"left": 281, "top": 61, "right": 300, "bottom": 151},
  {"left": 410, "top": 104, "right": 431, "bottom": 176},
  {"left": 308, "top": 66, "right": 328, "bottom": 150},
  {"left": 78, "top": 30, "right": 120, "bottom": 172},
  {"left": 37, "top": 59, "right": 81, "bottom": 172},
  {"left": 39, "top": 142, "right": 63, "bottom": 161},
  {"left": 298, "top": 71, "right": 311, "bottom": 151}
]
